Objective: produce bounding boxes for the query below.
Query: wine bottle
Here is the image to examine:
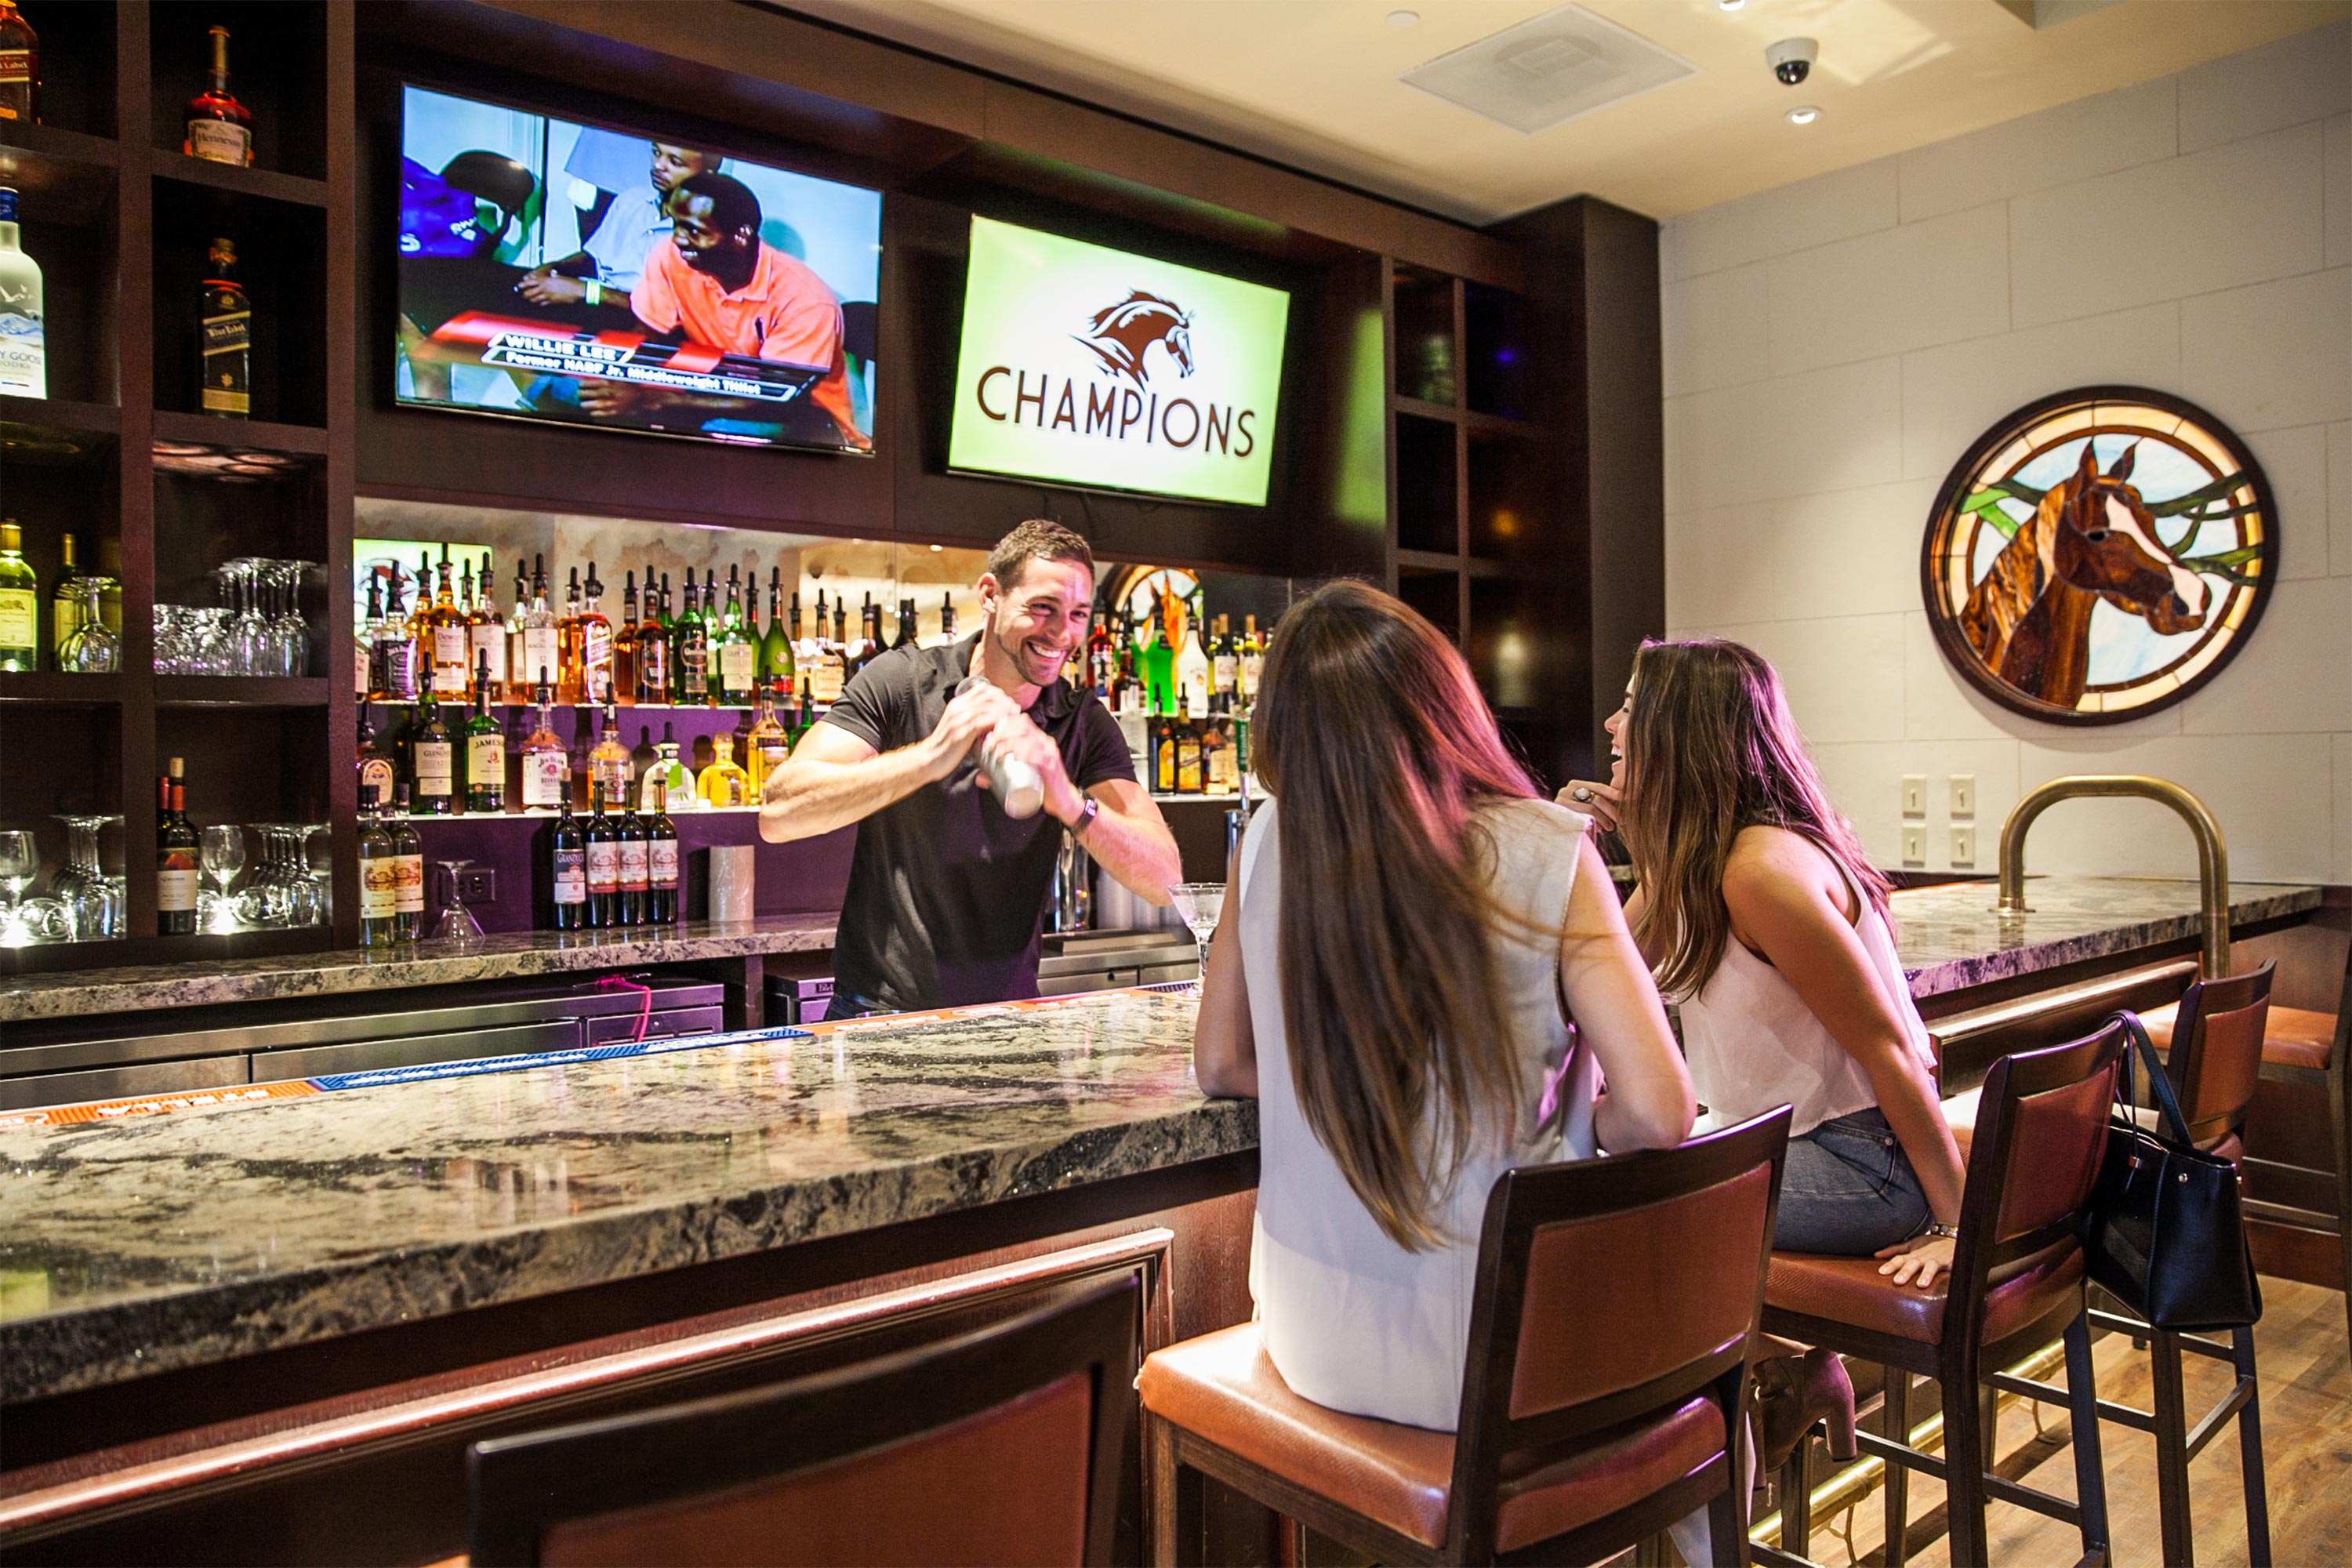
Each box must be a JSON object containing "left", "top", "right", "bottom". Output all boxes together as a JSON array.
[
  {"left": 358, "top": 785, "right": 398, "bottom": 949},
  {"left": 0, "top": 520, "right": 34, "bottom": 671},
  {"left": 183, "top": 25, "right": 253, "bottom": 166},
  {"left": 615, "top": 797, "right": 648, "bottom": 927},
  {"left": 544, "top": 793, "right": 586, "bottom": 931},
  {"left": 389, "top": 785, "right": 425, "bottom": 942},
  {"left": 198, "top": 237, "right": 250, "bottom": 417},
  {"left": 0, "top": 185, "right": 45, "bottom": 397},
  {"left": 760, "top": 569, "right": 795, "bottom": 688},
  {"left": 645, "top": 797, "right": 679, "bottom": 926},
  {"left": 158, "top": 759, "right": 199, "bottom": 935},
  {"left": 584, "top": 780, "right": 619, "bottom": 929}
]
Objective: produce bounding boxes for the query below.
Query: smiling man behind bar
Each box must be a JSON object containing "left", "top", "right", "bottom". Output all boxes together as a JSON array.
[{"left": 760, "top": 521, "right": 1180, "bottom": 1014}]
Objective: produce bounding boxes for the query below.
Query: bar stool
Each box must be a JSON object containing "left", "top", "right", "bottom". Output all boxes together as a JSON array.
[
  {"left": 2147, "top": 942, "right": 2351, "bottom": 1345},
  {"left": 1759, "top": 1023, "right": 2125, "bottom": 1568},
  {"left": 465, "top": 1278, "right": 1138, "bottom": 1566},
  {"left": 1138, "top": 1109, "right": 1792, "bottom": 1566}
]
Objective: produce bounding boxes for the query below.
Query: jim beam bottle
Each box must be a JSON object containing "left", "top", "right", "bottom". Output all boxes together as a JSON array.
[{"left": 198, "top": 238, "right": 250, "bottom": 418}]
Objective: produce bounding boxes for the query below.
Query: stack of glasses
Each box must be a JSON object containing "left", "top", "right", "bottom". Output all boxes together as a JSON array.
[
  {"left": 195, "top": 822, "right": 332, "bottom": 931},
  {"left": 154, "top": 558, "right": 314, "bottom": 677},
  {"left": 0, "top": 817, "right": 128, "bottom": 945}
]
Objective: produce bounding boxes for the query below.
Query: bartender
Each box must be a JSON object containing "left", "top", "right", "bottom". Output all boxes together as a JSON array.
[{"left": 760, "top": 521, "right": 1181, "bottom": 1014}]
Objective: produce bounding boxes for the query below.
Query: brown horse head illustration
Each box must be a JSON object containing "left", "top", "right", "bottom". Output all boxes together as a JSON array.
[
  {"left": 1075, "top": 291, "right": 1192, "bottom": 388},
  {"left": 1959, "top": 443, "right": 2210, "bottom": 709}
]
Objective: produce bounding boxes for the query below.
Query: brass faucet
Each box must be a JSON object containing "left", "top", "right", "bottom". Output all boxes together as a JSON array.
[{"left": 1995, "top": 775, "right": 2231, "bottom": 978}]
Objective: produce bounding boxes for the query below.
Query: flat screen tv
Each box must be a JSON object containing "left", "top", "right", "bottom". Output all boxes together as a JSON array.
[
  {"left": 946, "top": 217, "right": 1290, "bottom": 506},
  {"left": 394, "top": 84, "right": 881, "bottom": 455}
]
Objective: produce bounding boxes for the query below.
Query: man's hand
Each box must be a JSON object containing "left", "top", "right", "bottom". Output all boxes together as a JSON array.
[
  {"left": 515, "top": 267, "right": 587, "bottom": 306},
  {"left": 980, "top": 711, "right": 1083, "bottom": 822},
  {"left": 578, "top": 379, "right": 656, "bottom": 417},
  {"left": 924, "top": 682, "right": 1021, "bottom": 781}
]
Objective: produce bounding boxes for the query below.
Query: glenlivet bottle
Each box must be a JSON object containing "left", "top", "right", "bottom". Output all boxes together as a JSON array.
[{"left": 184, "top": 25, "right": 253, "bottom": 166}]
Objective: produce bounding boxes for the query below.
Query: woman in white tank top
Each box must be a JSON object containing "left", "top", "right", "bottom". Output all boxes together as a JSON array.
[{"left": 1556, "top": 637, "right": 1967, "bottom": 1289}]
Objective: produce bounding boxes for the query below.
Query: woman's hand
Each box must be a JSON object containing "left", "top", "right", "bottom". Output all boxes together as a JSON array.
[
  {"left": 1555, "top": 779, "right": 1620, "bottom": 833},
  {"left": 1875, "top": 1231, "right": 1954, "bottom": 1290}
]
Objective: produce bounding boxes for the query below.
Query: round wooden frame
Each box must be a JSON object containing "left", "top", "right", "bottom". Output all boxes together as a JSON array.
[{"left": 1919, "top": 386, "right": 2278, "bottom": 727}]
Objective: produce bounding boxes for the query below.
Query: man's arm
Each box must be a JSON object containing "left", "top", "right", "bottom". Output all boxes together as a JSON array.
[
  {"left": 1072, "top": 778, "right": 1179, "bottom": 908},
  {"left": 758, "top": 683, "right": 1019, "bottom": 844}
]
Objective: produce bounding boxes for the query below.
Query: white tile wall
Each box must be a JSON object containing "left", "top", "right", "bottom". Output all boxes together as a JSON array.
[{"left": 1661, "top": 27, "right": 2348, "bottom": 881}]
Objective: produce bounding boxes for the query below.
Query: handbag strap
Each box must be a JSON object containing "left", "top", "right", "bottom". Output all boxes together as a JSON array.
[{"left": 2114, "top": 1009, "right": 2196, "bottom": 1147}]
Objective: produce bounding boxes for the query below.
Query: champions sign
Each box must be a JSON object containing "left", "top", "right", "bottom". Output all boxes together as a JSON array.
[{"left": 947, "top": 217, "right": 1290, "bottom": 507}]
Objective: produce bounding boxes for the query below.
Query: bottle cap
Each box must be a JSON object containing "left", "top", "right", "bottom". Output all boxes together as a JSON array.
[
  {"left": 0, "top": 522, "right": 18, "bottom": 550},
  {"left": 0, "top": 188, "right": 18, "bottom": 224}
]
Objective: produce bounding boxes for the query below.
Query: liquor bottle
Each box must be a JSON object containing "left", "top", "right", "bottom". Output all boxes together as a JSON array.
[
  {"left": 1207, "top": 715, "right": 1238, "bottom": 794},
  {"left": 645, "top": 797, "right": 680, "bottom": 925},
  {"left": 893, "top": 597, "right": 917, "bottom": 652},
  {"left": 656, "top": 572, "right": 676, "bottom": 636},
  {"left": 831, "top": 597, "right": 848, "bottom": 674},
  {"left": 1174, "top": 603, "right": 1211, "bottom": 717},
  {"left": 1115, "top": 611, "right": 1142, "bottom": 715},
  {"left": 1239, "top": 614, "right": 1264, "bottom": 706},
  {"left": 590, "top": 699, "right": 632, "bottom": 804},
  {"left": 0, "top": 186, "right": 44, "bottom": 397},
  {"left": 198, "top": 238, "right": 249, "bottom": 417},
  {"left": 1175, "top": 692, "right": 1203, "bottom": 794},
  {"left": 0, "top": 520, "right": 32, "bottom": 670},
  {"left": 635, "top": 574, "right": 670, "bottom": 706},
  {"left": 579, "top": 563, "right": 614, "bottom": 706},
  {"left": 697, "top": 731, "right": 750, "bottom": 807},
  {"left": 354, "top": 574, "right": 376, "bottom": 701},
  {"left": 793, "top": 677, "right": 816, "bottom": 746},
  {"left": 761, "top": 572, "right": 796, "bottom": 688},
  {"left": 554, "top": 566, "right": 585, "bottom": 704},
  {"left": 389, "top": 785, "right": 425, "bottom": 942},
  {"left": 936, "top": 591, "right": 957, "bottom": 648},
  {"left": 1210, "top": 615, "right": 1239, "bottom": 713},
  {"left": 673, "top": 568, "right": 708, "bottom": 704},
  {"left": 503, "top": 559, "right": 529, "bottom": 702},
  {"left": 0, "top": 3, "right": 36, "bottom": 124},
  {"left": 47, "top": 531, "right": 82, "bottom": 659},
  {"left": 543, "top": 793, "right": 586, "bottom": 931},
  {"left": 716, "top": 564, "right": 756, "bottom": 704},
  {"left": 584, "top": 781, "right": 619, "bottom": 928},
  {"left": 800, "top": 588, "right": 834, "bottom": 701},
  {"left": 630, "top": 724, "right": 657, "bottom": 784},
  {"left": 357, "top": 786, "right": 398, "bottom": 949},
  {"left": 1151, "top": 693, "right": 1175, "bottom": 793},
  {"left": 372, "top": 575, "right": 419, "bottom": 701},
  {"left": 1086, "top": 609, "right": 1113, "bottom": 696},
  {"left": 466, "top": 560, "right": 506, "bottom": 702},
  {"left": 408, "top": 695, "right": 454, "bottom": 815},
  {"left": 1139, "top": 604, "right": 1172, "bottom": 714},
  {"left": 428, "top": 548, "right": 469, "bottom": 700},
  {"left": 845, "top": 592, "right": 878, "bottom": 679},
  {"left": 702, "top": 574, "right": 724, "bottom": 702},
  {"left": 463, "top": 654, "right": 505, "bottom": 812},
  {"left": 184, "top": 26, "right": 253, "bottom": 166},
  {"left": 519, "top": 556, "right": 557, "bottom": 705},
  {"left": 644, "top": 721, "right": 692, "bottom": 812},
  {"left": 518, "top": 673, "right": 568, "bottom": 811},
  {"left": 356, "top": 701, "right": 395, "bottom": 809},
  {"left": 158, "top": 759, "right": 199, "bottom": 935},
  {"left": 612, "top": 570, "right": 641, "bottom": 706},
  {"left": 745, "top": 684, "right": 789, "bottom": 797},
  {"left": 615, "top": 797, "right": 648, "bottom": 927}
]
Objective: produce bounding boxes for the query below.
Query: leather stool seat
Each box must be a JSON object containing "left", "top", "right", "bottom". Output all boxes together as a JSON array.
[
  {"left": 1138, "top": 1323, "right": 1724, "bottom": 1553},
  {"left": 1766, "top": 1243, "right": 2082, "bottom": 1347},
  {"left": 2143, "top": 1000, "right": 2335, "bottom": 1072}
]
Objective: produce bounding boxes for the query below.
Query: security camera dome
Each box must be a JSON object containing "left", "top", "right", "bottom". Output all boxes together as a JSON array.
[{"left": 1766, "top": 38, "right": 1817, "bottom": 86}]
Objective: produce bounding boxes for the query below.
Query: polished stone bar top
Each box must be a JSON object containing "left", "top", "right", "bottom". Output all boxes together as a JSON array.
[
  {"left": 0, "top": 987, "right": 1246, "bottom": 1403},
  {"left": 1888, "top": 877, "right": 2319, "bottom": 1000},
  {"left": 0, "top": 916, "right": 840, "bottom": 1024}
]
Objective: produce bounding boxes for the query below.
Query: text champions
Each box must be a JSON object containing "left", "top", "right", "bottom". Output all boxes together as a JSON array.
[{"left": 971, "top": 367, "right": 1259, "bottom": 459}]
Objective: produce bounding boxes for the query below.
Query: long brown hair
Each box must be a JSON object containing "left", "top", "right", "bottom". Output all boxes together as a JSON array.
[
  {"left": 1254, "top": 580, "right": 1544, "bottom": 1250},
  {"left": 1615, "top": 637, "right": 1889, "bottom": 999}
]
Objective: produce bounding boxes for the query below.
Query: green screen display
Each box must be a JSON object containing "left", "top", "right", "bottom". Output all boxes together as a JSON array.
[{"left": 946, "top": 218, "right": 1290, "bottom": 507}]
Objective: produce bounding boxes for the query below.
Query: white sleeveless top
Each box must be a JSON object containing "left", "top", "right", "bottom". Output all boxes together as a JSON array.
[
  {"left": 1672, "top": 852, "right": 1933, "bottom": 1139},
  {"left": 1240, "top": 797, "right": 1600, "bottom": 1432}
]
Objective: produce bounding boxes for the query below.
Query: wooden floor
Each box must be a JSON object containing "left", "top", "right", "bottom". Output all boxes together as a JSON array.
[{"left": 1779, "top": 1277, "right": 2350, "bottom": 1568}]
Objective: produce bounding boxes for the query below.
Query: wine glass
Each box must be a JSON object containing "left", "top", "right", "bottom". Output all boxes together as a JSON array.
[
  {"left": 199, "top": 823, "right": 247, "bottom": 932},
  {"left": 57, "top": 583, "right": 120, "bottom": 673},
  {"left": 289, "top": 823, "right": 329, "bottom": 926},
  {"left": 433, "top": 858, "right": 485, "bottom": 946},
  {"left": 49, "top": 814, "right": 115, "bottom": 898},
  {"left": 0, "top": 830, "right": 37, "bottom": 946},
  {"left": 1166, "top": 882, "right": 1225, "bottom": 992},
  {"left": 268, "top": 561, "right": 312, "bottom": 677}
]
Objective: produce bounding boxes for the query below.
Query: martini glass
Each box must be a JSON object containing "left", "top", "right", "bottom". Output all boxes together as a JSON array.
[
  {"left": 433, "top": 858, "right": 485, "bottom": 946},
  {"left": 1167, "top": 882, "right": 1225, "bottom": 993}
]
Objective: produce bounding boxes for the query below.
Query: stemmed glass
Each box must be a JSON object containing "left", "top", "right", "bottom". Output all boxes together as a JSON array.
[
  {"left": 0, "top": 831, "right": 36, "bottom": 946},
  {"left": 217, "top": 559, "right": 270, "bottom": 676},
  {"left": 1167, "top": 882, "right": 1225, "bottom": 993},
  {"left": 199, "top": 824, "right": 247, "bottom": 932},
  {"left": 53, "top": 815, "right": 125, "bottom": 940},
  {"left": 265, "top": 561, "right": 310, "bottom": 677},
  {"left": 433, "top": 858, "right": 485, "bottom": 946},
  {"left": 290, "top": 823, "right": 329, "bottom": 926}
]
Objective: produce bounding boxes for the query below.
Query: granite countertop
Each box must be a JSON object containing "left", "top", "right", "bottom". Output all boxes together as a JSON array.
[
  {"left": 1887, "top": 877, "right": 2319, "bottom": 999},
  {"left": 0, "top": 916, "right": 840, "bottom": 1024},
  {"left": 0, "top": 986, "right": 1247, "bottom": 1404}
]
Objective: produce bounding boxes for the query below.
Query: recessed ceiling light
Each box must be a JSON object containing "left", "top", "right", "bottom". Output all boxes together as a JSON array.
[
  {"left": 1718, "top": 0, "right": 1747, "bottom": 9},
  {"left": 1387, "top": 9, "right": 1419, "bottom": 27},
  {"left": 1787, "top": 105, "right": 1821, "bottom": 125}
]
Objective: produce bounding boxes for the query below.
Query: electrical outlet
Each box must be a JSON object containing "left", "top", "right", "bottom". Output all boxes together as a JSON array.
[
  {"left": 456, "top": 867, "right": 497, "bottom": 903},
  {"left": 1900, "top": 825, "right": 1926, "bottom": 866},
  {"left": 1950, "top": 774, "right": 1976, "bottom": 819},
  {"left": 1900, "top": 775, "right": 1926, "bottom": 818},
  {"left": 1951, "top": 826, "right": 1976, "bottom": 868}
]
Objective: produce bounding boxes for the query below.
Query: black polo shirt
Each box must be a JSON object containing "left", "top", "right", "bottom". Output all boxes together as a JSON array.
[{"left": 820, "top": 633, "right": 1136, "bottom": 1011}]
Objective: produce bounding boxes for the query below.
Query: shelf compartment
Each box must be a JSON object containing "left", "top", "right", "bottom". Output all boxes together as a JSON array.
[
  {"left": 154, "top": 464, "right": 328, "bottom": 616},
  {"left": 2, "top": 173, "right": 118, "bottom": 405},
  {"left": 156, "top": 704, "right": 333, "bottom": 826},
  {"left": 151, "top": 180, "right": 327, "bottom": 426},
  {"left": 1392, "top": 264, "right": 1457, "bottom": 406},
  {"left": 4, "top": 3, "right": 116, "bottom": 140},
  {"left": 0, "top": 672, "right": 123, "bottom": 705},
  {"left": 148, "top": 1, "right": 329, "bottom": 182},
  {"left": 1392, "top": 411, "right": 1459, "bottom": 556},
  {"left": 152, "top": 408, "right": 328, "bottom": 469},
  {"left": 151, "top": 153, "right": 328, "bottom": 209},
  {"left": 1465, "top": 282, "right": 1531, "bottom": 423},
  {"left": 0, "top": 394, "right": 121, "bottom": 441},
  {"left": 155, "top": 675, "right": 328, "bottom": 707},
  {"left": 1396, "top": 564, "right": 1461, "bottom": 645},
  {"left": 0, "top": 122, "right": 121, "bottom": 225}
]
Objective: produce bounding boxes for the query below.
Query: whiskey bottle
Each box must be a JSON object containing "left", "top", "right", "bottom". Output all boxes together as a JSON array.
[
  {"left": 0, "top": 2, "right": 37, "bottom": 124},
  {"left": 0, "top": 186, "right": 44, "bottom": 397},
  {"left": 590, "top": 699, "right": 632, "bottom": 804},
  {"left": 1175, "top": 693, "right": 1203, "bottom": 793},
  {"left": 357, "top": 785, "right": 399, "bottom": 949},
  {"left": 745, "top": 684, "right": 789, "bottom": 797},
  {"left": 579, "top": 562, "right": 614, "bottom": 706},
  {"left": 517, "top": 673, "right": 568, "bottom": 811},
  {"left": 371, "top": 576, "right": 420, "bottom": 702},
  {"left": 612, "top": 570, "right": 641, "bottom": 706},
  {"left": 158, "top": 759, "right": 199, "bottom": 935},
  {"left": 696, "top": 732, "right": 750, "bottom": 808},
  {"left": 518, "top": 556, "right": 557, "bottom": 705},
  {"left": 554, "top": 566, "right": 585, "bottom": 704},
  {"left": 1151, "top": 695, "right": 1176, "bottom": 794},
  {"left": 635, "top": 570, "right": 670, "bottom": 705},
  {"left": 543, "top": 793, "right": 586, "bottom": 931},
  {"left": 183, "top": 25, "right": 253, "bottom": 166},
  {"left": 428, "top": 547, "right": 468, "bottom": 700},
  {"left": 408, "top": 696, "right": 455, "bottom": 815},
  {"left": 198, "top": 238, "right": 250, "bottom": 417},
  {"left": 356, "top": 701, "right": 395, "bottom": 810},
  {"left": 466, "top": 559, "right": 506, "bottom": 702},
  {"left": 463, "top": 654, "right": 505, "bottom": 812}
]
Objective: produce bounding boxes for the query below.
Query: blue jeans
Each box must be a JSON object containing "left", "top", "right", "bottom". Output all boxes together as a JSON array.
[{"left": 1774, "top": 1108, "right": 1930, "bottom": 1254}]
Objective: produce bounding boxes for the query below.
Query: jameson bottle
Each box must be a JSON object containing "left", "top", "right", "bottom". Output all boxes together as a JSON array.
[
  {"left": 198, "top": 237, "right": 250, "bottom": 417},
  {"left": 463, "top": 653, "right": 505, "bottom": 812}
]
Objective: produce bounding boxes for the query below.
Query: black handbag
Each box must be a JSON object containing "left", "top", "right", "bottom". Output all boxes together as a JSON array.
[{"left": 2080, "top": 1011, "right": 2262, "bottom": 1331}]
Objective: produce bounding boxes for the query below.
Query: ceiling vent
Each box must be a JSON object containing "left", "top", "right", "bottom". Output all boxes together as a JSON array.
[{"left": 1400, "top": 3, "right": 1699, "bottom": 135}]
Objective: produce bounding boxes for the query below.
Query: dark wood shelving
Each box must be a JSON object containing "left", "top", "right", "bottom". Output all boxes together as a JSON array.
[
  {"left": 1395, "top": 548, "right": 1463, "bottom": 574},
  {"left": 1391, "top": 393, "right": 1461, "bottom": 423},
  {"left": 148, "top": 151, "right": 330, "bottom": 209},
  {"left": 1462, "top": 408, "right": 1537, "bottom": 441},
  {"left": 155, "top": 675, "right": 330, "bottom": 707},
  {"left": 151, "top": 409, "right": 330, "bottom": 461},
  {"left": 0, "top": 672, "right": 125, "bottom": 705},
  {"left": 0, "top": 394, "right": 123, "bottom": 439},
  {"left": 0, "top": 122, "right": 122, "bottom": 226}
]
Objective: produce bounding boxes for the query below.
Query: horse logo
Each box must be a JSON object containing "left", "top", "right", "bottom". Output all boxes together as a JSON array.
[
  {"left": 1923, "top": 389, "right": 2274, "bottom": 725},
  {"left": 1075, "top": 291, "right": 1193, "bottom": 388}
]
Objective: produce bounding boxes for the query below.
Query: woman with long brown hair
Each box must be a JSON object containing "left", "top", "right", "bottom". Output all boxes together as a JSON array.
[
  {"left": 1190, "top": 580, "right": 1694, "bottom": 1433},
  {"left": 1558, "top": 638, "right": 1964, "bottom": 1284}
]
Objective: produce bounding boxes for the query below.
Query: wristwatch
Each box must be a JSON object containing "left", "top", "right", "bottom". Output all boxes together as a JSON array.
[{"left": 1069, "top": 797, "right": 1101, "bottom": 840}]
